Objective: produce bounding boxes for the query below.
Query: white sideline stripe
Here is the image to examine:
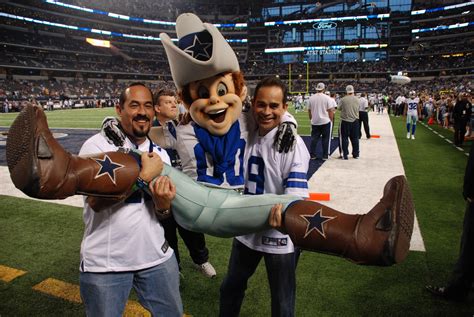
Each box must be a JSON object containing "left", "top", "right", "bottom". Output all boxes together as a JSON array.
[
  {"left": 0, "top": 166, "right": 85, "bottom": 208},
  {"left": 0, "top": 125, "right": 99, "bottom": 130},
  {"left": 422, "top": 123, "right": 468, "bottom": 154},
  {"left": 308, "top": 112, "right": 425, "bottom": 252}
]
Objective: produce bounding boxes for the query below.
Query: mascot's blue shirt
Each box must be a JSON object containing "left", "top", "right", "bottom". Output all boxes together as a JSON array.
[{"left": 193, "top": 120, "right": 246, "bottom": 187}]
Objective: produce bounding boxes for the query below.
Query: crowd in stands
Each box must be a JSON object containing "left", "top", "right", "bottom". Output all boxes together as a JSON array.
[
  {"left": 0, "top": 78, "right": 175, "bottom": 101},
  {"left": 2, "top": 43, "right": 471, "bottom": 77},
  {"left": 0, "top": 76, "right": 470, "bottom": 109}
]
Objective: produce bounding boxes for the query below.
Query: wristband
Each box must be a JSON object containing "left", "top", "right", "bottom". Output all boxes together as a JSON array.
[
  {"left": 156, "top": 208, "right": 170, "bottom": 216},
  {"left": 132, "top": 176, "right": 149, "bottom": 192}
]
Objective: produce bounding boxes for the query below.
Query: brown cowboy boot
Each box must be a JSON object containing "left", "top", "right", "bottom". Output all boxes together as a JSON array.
[
  {"left": 284, "top": 175, "right": 414, "bottom": 266},
  {"left": 6, "top": 104, "right": 142, "bottom": 200}
]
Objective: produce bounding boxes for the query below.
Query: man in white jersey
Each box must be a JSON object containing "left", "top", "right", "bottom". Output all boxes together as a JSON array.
[
  {"left": 404, "top": 91, "right": 421, "bottom": 140},
  {"left": 220, "top": 77, "right": 309, "bottom": 317},
  {"left": 79, "top": 83, "right": 183, "bottom": 316},
  {"left": 308, "top": 82, "right": 335, "bottom": 160}
]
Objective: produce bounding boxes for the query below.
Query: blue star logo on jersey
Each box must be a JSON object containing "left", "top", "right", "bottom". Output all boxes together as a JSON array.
[
  {"left": 300, "top": 208, "right": 337, "bottom": 239},
  {"left": 92, "top": 154, "right": 125, "bottom": 185},
  {"left": 184, "top": 35, "right": 212, "bottom": 61}
]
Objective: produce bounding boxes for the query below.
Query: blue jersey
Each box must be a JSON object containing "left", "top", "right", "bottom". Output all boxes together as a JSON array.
[{"left": 175, "top": 116, "right": 249, "bottom": 189}]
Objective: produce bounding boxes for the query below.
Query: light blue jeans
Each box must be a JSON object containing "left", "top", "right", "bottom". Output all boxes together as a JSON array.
[{"left": 80, "top": 256, "right": 183, "bottom": 317}]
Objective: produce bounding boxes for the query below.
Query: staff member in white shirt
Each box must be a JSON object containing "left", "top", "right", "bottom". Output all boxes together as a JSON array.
[
  {"left": 308, "top": 82, "right": 335, "bottom": 160},
  {"left": 359, "top": 92, "right": 371, "bottom": 139}
]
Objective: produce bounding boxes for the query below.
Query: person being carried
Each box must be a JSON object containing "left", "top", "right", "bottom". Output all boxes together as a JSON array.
[{"left": 152, "top": 88, "right": 216, "bottom": 278}]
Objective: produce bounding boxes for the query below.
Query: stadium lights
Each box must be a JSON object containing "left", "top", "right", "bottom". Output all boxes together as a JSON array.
[
  {"left": 442, "top": 53, "right": 465, "bottom": 58},
  {"left": 44, "top": 0, "right": 247, "bottom": 28},
  {"left": 264, "top": 43, "right": 388, "bottom": 53},
  {"left": 412, "top": 21, "right": 473, "bottom": 33},
  {"left": 264, "top": 13, "right": 389, "bottom": 27},
  {"left": 86, "top": 38, "right": 110, "bottom": 48},
  {"left": 0, "top": 12, "right": 247, "bottom": 43},
  {"left": 411, "top": 1, "right": 474, "bottom": 16}
]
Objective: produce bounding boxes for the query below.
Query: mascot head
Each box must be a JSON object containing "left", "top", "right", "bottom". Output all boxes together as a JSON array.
[{"left": 160, "top": 13, "right": 246, "bottom": 136}]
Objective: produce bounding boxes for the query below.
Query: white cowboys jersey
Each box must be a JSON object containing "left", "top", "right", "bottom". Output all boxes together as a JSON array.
[
  {"left": 236, "top": 127, "right": 310, "bottom": 254},
  {"left": 79, "top": 133, "right": 172, "bottom": 272},
  {"left": 406, "top": 97, "right": 420, "bottom": 116}
]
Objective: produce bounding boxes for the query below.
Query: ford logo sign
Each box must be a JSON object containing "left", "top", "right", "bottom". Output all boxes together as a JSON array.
[{"left": 313, "top": 22, "right": 337, "bottom": 30}]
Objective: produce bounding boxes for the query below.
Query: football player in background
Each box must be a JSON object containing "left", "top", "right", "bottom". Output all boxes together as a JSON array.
[{"left": 404, "top": 91, "right": 421, "bottom": 140}]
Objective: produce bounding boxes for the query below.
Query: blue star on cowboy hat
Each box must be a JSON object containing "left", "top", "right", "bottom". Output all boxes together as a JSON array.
[{"left": 183, "top": 33, "right": 212, "bottom": 61}]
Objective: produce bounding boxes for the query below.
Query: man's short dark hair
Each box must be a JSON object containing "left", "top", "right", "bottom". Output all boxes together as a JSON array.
[
  {"left": 153, "top": 89, "right": 176, "bottom": 105},
  {"left": 119, "top": 82, "right": 153, "bottom": 108},
  {"left": 253, "top": 77, "right": 288, "bottom": 104}
]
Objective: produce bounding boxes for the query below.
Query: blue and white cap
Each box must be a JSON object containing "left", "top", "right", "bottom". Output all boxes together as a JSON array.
[{"left": 160, "top": 13, "right": 240, "bottom": 89}]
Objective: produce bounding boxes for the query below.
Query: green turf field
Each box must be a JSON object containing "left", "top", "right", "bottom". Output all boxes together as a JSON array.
[
  {"left": 0, "top": 104, "right": 333, "bottom": 135},
  {"left": 0, "top": 108, "right": 117, "bottom": 129},
  {"left": 1, "top": 110, "right": 473, "bottom": 315}
]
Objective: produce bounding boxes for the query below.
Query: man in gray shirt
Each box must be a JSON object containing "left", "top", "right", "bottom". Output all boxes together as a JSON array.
[{"left": 339, "top": 85, "right": 360, "bottom": 159}]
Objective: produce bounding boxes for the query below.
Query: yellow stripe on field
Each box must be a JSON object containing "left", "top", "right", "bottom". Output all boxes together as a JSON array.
[
  {"left": 123, "top": 301, "right": 151, "bottom": 317},
  {"left": 0, "top": 264, "right": 27, "bottom": 282},
  {"left": 32, "top": 278, "right": 82, "bottom": 303},
  {"left": 32, "top": 277, "right": 157, "bottom": 316}
]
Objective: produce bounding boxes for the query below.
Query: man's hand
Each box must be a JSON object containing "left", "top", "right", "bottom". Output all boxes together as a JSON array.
[
  {"left": 139, "top": 152, "right": 163, "bottom": 183},
  {"left": 149, "top": 176, "right": 176, "bottom": 219},
  {"left": 101, "top": 117, "right": 126, "bottom": 147},
  {"left": 268, "top": 203, "right": 285, "bottom": 232},
  {"left": 274, "top": 122, "right": 297, "bottom": 153}
]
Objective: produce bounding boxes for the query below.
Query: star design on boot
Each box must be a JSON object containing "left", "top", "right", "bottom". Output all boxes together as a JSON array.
[
  {"left": 184, "top": 35, "right": 212, "bottom": 61},
  {"left": 92, "top": 154, "right": 125, "bottom": 185},
  {"left": 300, "top": 208, "right": 337, "bottom": 239}
]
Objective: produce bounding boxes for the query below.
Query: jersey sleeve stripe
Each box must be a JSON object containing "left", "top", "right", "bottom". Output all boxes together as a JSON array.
[
  {"left": 285, "top": 181, "right": 308, "bottom": 189},
  {"left": 287, "top": 172, "right": 307, "bottom": 179}
]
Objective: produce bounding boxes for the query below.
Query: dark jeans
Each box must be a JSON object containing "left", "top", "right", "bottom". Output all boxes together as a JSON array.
[
  {"left": 359, "top": 111, "right": 370, "bottom": 139},
  {"left": 161, "top": 215, "right": 209, "bottom": 267},
  {"left": 447, "top": 200, "right": 474, "bottom": 297},
  {"left": 454, "top": 119, "right": 468, "bottom": 146},
  {"left": 310, "top": 122, "right": 332, "bottom": 159},
  {"left": 395, "top": 104, "right": 403, "bottom": 116},
  {"left": 219, "top": 239, "right": 297, "bottom": 317},
  {"left": 340, "top": 120, "right": 360, "bottom": 158}
]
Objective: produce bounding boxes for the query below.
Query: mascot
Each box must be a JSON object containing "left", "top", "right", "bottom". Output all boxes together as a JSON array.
[{"left": 6, "top": 14, "right": 415, "bottom": 266}]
